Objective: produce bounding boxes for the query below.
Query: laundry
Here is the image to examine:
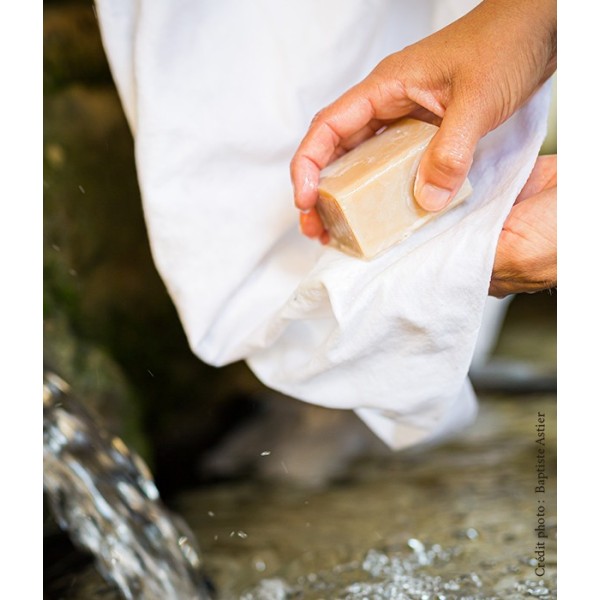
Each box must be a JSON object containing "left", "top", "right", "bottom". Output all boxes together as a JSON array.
[{"left": 94, "top": 0, "right": 552, "bottom": 449}]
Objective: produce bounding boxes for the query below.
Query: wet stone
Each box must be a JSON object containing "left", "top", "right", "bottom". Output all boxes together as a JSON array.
[{"left": 191, "top": 394, "right": 556, "bottom": 599}]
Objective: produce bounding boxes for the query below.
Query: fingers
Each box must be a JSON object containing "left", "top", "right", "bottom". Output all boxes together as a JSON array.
[
  {"left": 291, "top": 74, "right": 419, "bottom": 211},
  {"left": 289, "top": 90, "right": 371, "bottom": 239},
  {"left": 515, "top": 154, "right": 556, "bottom": 204},
  {"left": 291, "top": 119, "right": 384, "bottom": 238},
  {"left": 290, "top": 92, "right": 378, "bottom": 239},
  {"left": 291, "top": 88, "right": 375, "bottom": 213},
  {"left": 489, "top": 185, "right": 557, "bottom": 297},
  {"left": 299, "top": 208, "right": 325, "bottom": 239},
  {"left": 414, "top": 101, "right": 486, "bottom": 212}
]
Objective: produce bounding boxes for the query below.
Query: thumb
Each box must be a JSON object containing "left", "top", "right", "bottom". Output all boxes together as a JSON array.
[{"left": 414, "top": 103, "right": 485, "bottom": 212}]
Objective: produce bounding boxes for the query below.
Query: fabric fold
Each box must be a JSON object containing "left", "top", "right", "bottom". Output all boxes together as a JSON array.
[{"left": 95, "top": 0, "right": 551, "bottom": 449}]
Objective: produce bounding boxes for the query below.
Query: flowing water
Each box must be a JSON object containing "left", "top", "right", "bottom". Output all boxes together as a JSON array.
[{"left": 43, "top": 371, "right": 213, "bottom": 600}]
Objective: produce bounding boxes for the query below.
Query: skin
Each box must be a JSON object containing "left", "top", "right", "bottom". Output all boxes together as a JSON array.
[
  {"left": 490, "top": 154, "right": 556, "bottom": 298},
  {"left": 290, "top": 0, "right": 557, "bottom": 296}
]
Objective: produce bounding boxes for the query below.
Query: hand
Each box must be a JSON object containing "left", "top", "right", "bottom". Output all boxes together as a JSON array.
[
  {"left": 290, "top": 0, "right": 556, "bottom": 242},
  {"left": 489, "top": 154, "right": 557, "bottom": 298}
]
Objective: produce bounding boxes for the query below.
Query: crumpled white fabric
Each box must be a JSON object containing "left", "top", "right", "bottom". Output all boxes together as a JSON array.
[{"left": 95, "top": 0, "right": 551, "bottom": 449}]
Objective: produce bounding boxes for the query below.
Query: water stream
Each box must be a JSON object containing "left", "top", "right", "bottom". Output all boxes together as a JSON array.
[{"left": 43, "top": 371, "right": 213, "bottom": 600}]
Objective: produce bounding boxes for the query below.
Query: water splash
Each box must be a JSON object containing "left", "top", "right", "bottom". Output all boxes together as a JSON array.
[
  {"left": 241, "top": 542, "right": 555, "bottom": 599},
  {"left": 43, "top": 371, "right": 212, "bottom": 600}
]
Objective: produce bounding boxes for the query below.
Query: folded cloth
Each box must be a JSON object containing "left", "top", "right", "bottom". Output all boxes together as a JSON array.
[{"left": 95, "top": 0, "right": 551, "bottom": 449}]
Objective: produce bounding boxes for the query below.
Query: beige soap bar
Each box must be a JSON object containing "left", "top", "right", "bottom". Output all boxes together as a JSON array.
[{"left": 316, "top": 118, "right": 472, "bottom": 259}]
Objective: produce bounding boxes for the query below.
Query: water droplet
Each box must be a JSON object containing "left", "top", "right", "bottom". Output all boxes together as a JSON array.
[
  {"left": 528, "top": 586, "right": 550, "bottom": 596},
  {"left": 207, "top": 511, "right": 215, "bottom": 517},
  {"left": 260, "top": 450, "right": 271, "bottom": 456},
  {"left": 237, "top": 530, "right": 248, "bottom": 539},
  {"left": 255, "top": 559, "right": 266, "bottom": 572},
  {"left": 78, "top": 185, "right": 86, "bottom": 194},
  {"left": 465, "top": 527, "right": 479, "bottom": 540},
  {"left": 408, "top": 538, "right": 425, "bottom": 552}
]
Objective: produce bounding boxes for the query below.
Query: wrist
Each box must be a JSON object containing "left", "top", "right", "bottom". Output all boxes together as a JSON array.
[{"left": 487, "top": 0, "right": 556, "bottom": 74}]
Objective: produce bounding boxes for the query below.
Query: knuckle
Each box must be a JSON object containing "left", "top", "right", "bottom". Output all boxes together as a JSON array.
[{"left": 430, "top": 144, "right": 472, "bottom": 177}]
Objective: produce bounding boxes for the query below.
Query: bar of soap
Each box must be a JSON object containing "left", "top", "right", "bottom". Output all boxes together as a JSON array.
[{"left": 316, "top": 118, "right": 472, "bottom": 259}]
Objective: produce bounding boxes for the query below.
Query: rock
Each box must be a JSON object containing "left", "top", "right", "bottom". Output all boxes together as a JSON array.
[
  {"left": 44, "top": 309, "right": 149, "bottom": 457},
  {"left": 44, "top": 1, "right": 113, "bottom": 90},
  {"left": 199, "top": 392, "right": 390, "bottom": 489}
]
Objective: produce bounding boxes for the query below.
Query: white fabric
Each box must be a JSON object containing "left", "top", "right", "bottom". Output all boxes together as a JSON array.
[{"left": 95, "top": 0, "right": 551, "bottom": 449}]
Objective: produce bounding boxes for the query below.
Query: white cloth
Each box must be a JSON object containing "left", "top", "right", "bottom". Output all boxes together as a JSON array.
[{"left": 95, "top": 0, "right": 551, "bottom": 449}]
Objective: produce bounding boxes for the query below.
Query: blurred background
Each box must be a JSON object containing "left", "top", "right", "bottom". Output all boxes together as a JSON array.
[{"left": 43, "top": 1, "right": 557, "bottom": 598}]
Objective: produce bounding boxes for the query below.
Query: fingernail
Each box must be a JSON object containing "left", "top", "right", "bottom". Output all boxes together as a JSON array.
[
  {"left": 416, "top": 183, "right": 452, "bottom": 212},
  {"left": 299, "top": 208, "right": 311, "bottom": 215}
]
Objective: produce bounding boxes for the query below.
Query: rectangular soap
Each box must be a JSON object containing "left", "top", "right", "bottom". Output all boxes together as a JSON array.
[{"left": 316, "top": 118, "right": 472, "bottom": 259}]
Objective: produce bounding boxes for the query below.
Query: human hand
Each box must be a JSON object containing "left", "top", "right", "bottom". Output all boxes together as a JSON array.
[
  {"left": 489, "top": 154, "right": 556, "bottom": 298},
  {"left": 290, "top": 0, "right": 556, "bottom": 242}
]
